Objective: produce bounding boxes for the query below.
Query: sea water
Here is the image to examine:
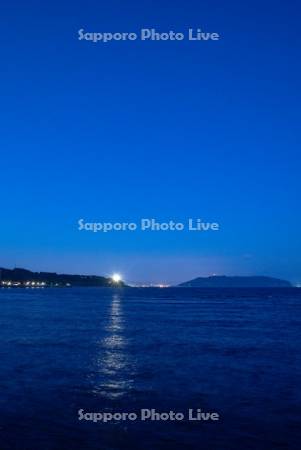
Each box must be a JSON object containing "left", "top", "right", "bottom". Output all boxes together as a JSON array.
[{"left": 0, "top": 287, "right": 300, "bottom": 450}]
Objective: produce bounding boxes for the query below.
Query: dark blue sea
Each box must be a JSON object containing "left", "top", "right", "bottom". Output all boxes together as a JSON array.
[{"left": 1, "top": 287, "right": 301, "bottom": 450}]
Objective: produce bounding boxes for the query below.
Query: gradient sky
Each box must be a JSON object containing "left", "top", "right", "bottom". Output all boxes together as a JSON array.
[{"left": 1, "top": 0, "right": 300, "bottom": 284}]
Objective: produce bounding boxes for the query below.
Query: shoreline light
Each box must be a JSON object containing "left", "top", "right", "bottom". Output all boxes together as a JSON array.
[{"left": 112, "top": 273, "right": 122, "bottom": 283}]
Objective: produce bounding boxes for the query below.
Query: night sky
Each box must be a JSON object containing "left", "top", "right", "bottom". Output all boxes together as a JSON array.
[{"left": 1, "top": 0, "right": 300, "bottom": 284}]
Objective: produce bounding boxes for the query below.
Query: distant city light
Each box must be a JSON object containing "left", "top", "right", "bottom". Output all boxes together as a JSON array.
[{"left": 112, "top": 273, "right": 122, "bottom": 283}]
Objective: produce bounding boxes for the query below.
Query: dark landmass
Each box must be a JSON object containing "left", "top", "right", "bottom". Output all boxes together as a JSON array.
[
  {"left": 0, "top": 267, "right": 125, "bottom": 287},
  {"left": 178, "top": 276, "right": 292, "bottom": 288}
]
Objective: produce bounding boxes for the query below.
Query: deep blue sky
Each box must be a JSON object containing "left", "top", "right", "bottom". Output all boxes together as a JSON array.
[{"left": 1, "top": 0, "right": 300, "bottom": 284}]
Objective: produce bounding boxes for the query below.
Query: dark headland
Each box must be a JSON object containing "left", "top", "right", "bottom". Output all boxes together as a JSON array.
[
  {"left": 0, "top": 267, "right": 125, "bottom": 287},
  {"left": 178, "top": 276, "right": 292, "bottom": 288}
]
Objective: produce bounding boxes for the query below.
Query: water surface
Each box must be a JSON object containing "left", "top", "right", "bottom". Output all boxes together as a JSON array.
[{"left": 0, "top": 287, "right": 301, "bottom": 449}]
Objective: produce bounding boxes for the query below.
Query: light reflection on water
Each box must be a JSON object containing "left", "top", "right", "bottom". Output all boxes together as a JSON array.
[{"left": 92, "top": 293, "right": 134, "bottom": 399}]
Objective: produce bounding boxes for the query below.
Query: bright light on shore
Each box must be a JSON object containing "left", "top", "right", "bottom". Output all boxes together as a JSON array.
[{"left": 112, "top": 273, "right": 122, "bottom": 283}]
